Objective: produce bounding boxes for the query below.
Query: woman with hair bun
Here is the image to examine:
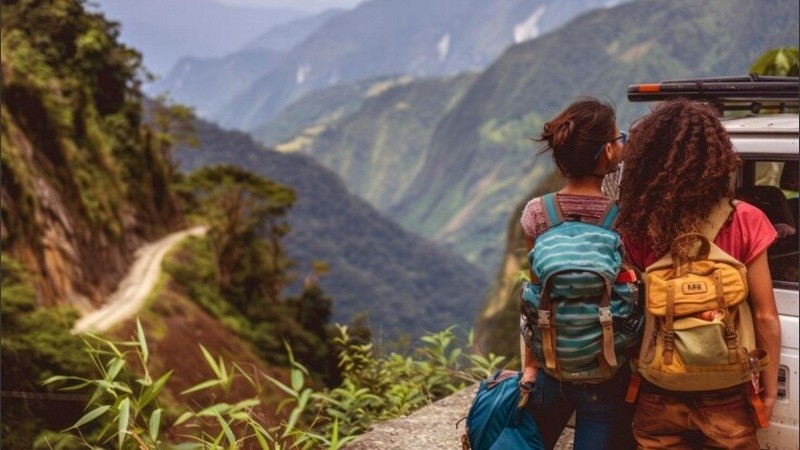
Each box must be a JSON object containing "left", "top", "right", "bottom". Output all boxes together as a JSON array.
[{"left": 519, "top": 97, "right": 636, "bottom": 450}]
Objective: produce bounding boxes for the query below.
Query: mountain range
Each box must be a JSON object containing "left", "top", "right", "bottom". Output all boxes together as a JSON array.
[
  {"left": 91, "top": 0, "right": 308, "bottom": 76},
  {"left": 253, "top": 0, "right": 799, "bottom": 273},
  {"left": 150, "top": 0, "right": 630, "bottom": 130},
  {"left": 402, "top": 0, "right": 799, "bottom": 266},
  {"left": 80, "top": 0, "right": 799, "bottom": 337},
  {"left": 147, "top": 8, "right": 346, "bottom": 119}
]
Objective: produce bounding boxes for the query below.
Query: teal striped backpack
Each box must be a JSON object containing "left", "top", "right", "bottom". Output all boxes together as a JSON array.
[{"left": 520, "top": 193, "right": 644, "bottom": 382}]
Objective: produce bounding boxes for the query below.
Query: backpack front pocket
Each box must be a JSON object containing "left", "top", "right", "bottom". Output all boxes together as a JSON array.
[{"left": 672, "top": 314, "right": 730, "bottom": 366}]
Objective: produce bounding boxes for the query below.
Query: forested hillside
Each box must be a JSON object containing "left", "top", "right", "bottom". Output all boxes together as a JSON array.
[
  {"left": 175, "top": 120, "right": 490, "bottom": 339},
  {"left": 0, "top": 2, "right": 330, "bottom": 447},
  {"left": 1, "top": 0, "right": 184, "bottom": 445},
  {"left": 250, "top": 76, "right": 393, "bottom": 146},
  {"left": 283, "top": 73, "right": 477, "bottom": 213}
]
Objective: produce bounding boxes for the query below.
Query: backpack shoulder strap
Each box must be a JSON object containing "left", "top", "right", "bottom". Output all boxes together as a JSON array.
[
  {"left": 541, "top": 193, "right": 565, "bottom": 228},
  {"left": 597, "top": 200, "right": 620, "bottom": 230},
  {"left": 699, "top": 199, "right": 737, "bottom": 240}
]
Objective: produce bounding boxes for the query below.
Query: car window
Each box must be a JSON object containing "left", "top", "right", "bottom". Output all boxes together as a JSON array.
[{"left": 737, "top": 159, "right": 799, "bottom": 286}]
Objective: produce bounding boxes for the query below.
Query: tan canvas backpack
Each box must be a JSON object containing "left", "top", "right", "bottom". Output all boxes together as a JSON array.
[{"left": 636, "top": 200, "right": 768, "bottom": 391}]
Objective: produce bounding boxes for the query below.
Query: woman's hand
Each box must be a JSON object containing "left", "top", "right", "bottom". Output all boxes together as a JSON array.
[{"left": 761, "top": 392, "right": 776, "bottom": 423}]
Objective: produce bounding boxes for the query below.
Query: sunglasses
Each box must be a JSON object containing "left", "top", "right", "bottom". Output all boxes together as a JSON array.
[{"left": 593, "top": 130, "right": 628, "bottom": 160}]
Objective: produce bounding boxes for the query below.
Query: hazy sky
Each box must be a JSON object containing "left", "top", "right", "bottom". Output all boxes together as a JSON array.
[
  {"left": 210, "top": 0, "right": 364, "bottom": 12},
  {"left": 92, "top": 0, "right": 365, "bottom": 76}
]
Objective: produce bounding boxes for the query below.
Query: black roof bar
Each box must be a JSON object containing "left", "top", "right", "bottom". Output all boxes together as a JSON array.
[{"left": 627, "top": 75, "right": 800, "bottom": 105}]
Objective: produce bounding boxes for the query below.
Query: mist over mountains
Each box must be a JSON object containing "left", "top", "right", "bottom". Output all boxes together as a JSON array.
[
  {"left": 149, "top": 0, "right": 630, "bottom": 129},
  {"left": 392, "top": 0, "right": 799, "bottom": 266},
  {"left": 147, "top": 8, "right": 346, "bottom": 119},
  {"left": 90, "top": 0, "right": 308, "bottom": 75}
]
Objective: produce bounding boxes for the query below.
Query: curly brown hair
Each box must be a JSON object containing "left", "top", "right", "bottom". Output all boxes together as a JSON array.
[{"left": 617, "top": 98, "right": 741, "bottom": 255}]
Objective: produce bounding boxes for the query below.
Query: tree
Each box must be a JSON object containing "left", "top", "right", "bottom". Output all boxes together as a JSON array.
[
  {"left": 750, "top": 47, "right": 800, "bottom": 77},
  {"left": 178, "top": 165, "right": 296, "bottom": 310}
]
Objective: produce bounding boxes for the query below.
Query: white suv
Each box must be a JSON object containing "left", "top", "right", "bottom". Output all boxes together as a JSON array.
[{"left": 627, "top": 76, "right": 799, "bottom": 449}]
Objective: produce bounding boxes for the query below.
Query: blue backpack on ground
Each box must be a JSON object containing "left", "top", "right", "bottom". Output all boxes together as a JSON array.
[
  {"left": 520, "top": 193, "right": 643, "bottom": 383},
  {"left": 461, "top": 370, "right": 544, "bottom": 450}
]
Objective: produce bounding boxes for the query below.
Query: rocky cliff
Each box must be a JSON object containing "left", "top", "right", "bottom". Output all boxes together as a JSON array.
[{"left": 0, "top": 0, "right": 182, "bottom": 308}]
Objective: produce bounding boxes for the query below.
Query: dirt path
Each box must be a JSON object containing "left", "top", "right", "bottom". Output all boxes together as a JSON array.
[{"left": 73, "top": 226, "right": 207, "bottom": 334}]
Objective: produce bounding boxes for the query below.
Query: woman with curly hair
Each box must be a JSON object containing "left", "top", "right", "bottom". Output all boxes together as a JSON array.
[
  {"left": 519, "top": 97, "right": 636, "bottom": 450},
  {"left": 617, "top": 98, "right": 781, "bottom": 449}
]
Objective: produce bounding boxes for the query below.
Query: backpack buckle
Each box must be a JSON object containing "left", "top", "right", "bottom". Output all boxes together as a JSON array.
[
  {"left": 537, "top": 310, "right": 551, "bottom": 328},
  {"left": 598, "top": 307, "right": 613, "bottom": 324}
]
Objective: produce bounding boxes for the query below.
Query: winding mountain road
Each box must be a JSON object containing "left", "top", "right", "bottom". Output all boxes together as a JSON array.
[{"left": 72, "top": 226, "right": 207, "bottom": 334}]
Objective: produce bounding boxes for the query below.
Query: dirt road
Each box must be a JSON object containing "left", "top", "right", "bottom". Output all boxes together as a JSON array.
[{"left": 72, "top": 226, "right": 207, "bottom": 334}]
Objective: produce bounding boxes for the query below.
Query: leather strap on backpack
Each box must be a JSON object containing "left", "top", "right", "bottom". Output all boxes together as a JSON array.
[
  {"left": 598, "top": 278, "right": 618, "bottom": 367},
  {"left": 536, "top": 278, "right": 559, "bottom": 371},
  {"left": 625, "top": 370, "right": 642, "bottom": 403},
  {"left": 663, "top": 282, "right": 676, "bottom": 365}
]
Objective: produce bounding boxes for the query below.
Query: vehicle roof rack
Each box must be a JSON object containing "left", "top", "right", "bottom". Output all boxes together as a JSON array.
[{"left": 627, "top": 75, "right": 799, "bottom": 114}]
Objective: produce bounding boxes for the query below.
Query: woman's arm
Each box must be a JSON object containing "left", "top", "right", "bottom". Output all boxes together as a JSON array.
[{"left": 747, "top": 251, "right": 781, "bottom": 422}]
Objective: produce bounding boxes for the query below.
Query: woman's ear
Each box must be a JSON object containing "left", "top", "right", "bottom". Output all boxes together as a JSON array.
[{"left": 604, "top": 143, "right": 616, "bottom": 163}]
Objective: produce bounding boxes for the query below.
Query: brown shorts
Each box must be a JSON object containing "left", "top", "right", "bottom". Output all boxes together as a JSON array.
[{"left": 632, "top": 383, "right": 758, "bottom": 450}]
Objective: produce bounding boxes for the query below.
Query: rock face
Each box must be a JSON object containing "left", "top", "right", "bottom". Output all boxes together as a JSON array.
[
  {"left": 1, "top": 109, "right": 176, "bottom": 309},
  {"left": 1, "top": 0, "right": 182, "bottom": 309},
  {"left": 344, "top": 384, "right": 477, "bottom": 450}
]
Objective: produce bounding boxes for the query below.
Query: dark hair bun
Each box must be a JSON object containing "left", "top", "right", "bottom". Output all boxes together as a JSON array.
[
  {"left": 542, "top": 119, "right": 575, "bottom": 153},
  {"left": 553, "top": 120, "right": 575, "bottom": 152}
]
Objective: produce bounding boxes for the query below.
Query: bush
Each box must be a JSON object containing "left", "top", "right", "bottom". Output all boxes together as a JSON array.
[{"left": 0, "top": 257, "right": 93, "bottom": 449}]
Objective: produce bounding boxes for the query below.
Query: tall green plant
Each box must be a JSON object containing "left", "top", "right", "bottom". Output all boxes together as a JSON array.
[
  {"left": 41, "top": 321, "right": 171, "bottom": 449},
  {"left": 42, "top": 320, "right": 506, "bottom": 449}
]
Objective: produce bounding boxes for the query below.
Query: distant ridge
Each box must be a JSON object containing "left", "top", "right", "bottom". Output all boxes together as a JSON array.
[
  {"left": 175, "top": 120, "right": 491, "bottom": 339},
  {"left": 213, "top": 0, "right": 630, "bottom": 129}
]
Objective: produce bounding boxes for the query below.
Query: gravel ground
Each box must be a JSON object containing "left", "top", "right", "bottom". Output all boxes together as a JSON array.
[{"left": 344, "top": 383, "right": 575, "bottom": 450}]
